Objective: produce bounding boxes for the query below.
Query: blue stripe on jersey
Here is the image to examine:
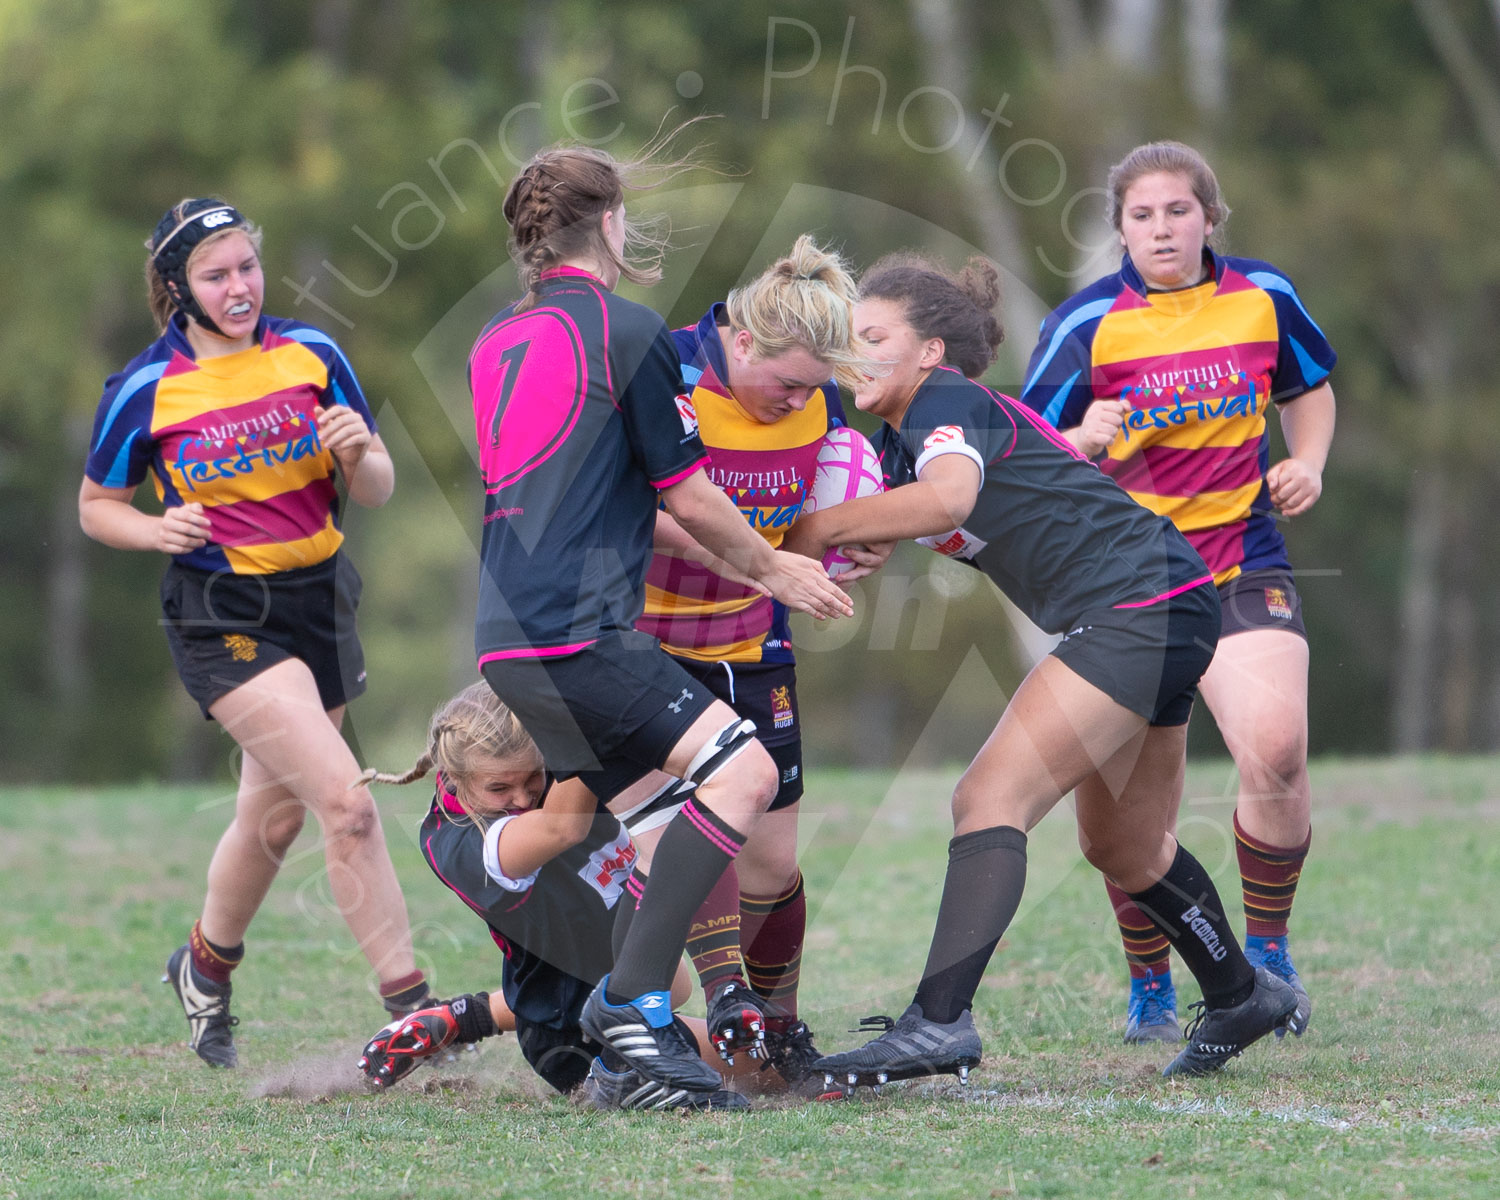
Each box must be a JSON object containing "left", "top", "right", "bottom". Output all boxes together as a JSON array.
[
  {"left": 101, "top": 430, "right": 142, "bottom": 489},
  {"left": 1246, "top": 270, "right": 1330, "bottom": 340},
  {"left": 1020, "top": 297, "right": 1115, "bottom": 405},
  {"left": 93, "top": 361, "right": 169, "bottom": 453},
  {"left": 283, "top": 325, "right": 356, "bottom": 379},
  {"left": 680, "top": 363, "right": 704, "bottom": 387},
  {"left": 1039, "top": 368, "right": 1082, "bottom": 427},
  {"left": 1286, "top": 335, "right": 1330, "bottom": 388}
]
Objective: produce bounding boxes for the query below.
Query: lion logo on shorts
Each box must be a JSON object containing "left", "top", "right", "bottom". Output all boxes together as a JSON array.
[
  {"left": 770, "top": 685, "right": 794, "bottom": 731},
  {"left": 1265, "top": 587, "right": 1294, "bottom": 621},
  {"left": 222, "top": 633, "right": 258, "bottom": 662}
]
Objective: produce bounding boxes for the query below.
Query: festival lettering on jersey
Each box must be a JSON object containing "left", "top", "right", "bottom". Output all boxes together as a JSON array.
[
  {"left": 710, "top": 462, "right": 808, "bottom": 528},
  {"left": 170, "top": 400, "right": 325, "bottom": 492},
  {"left": 1117, "top": 365, "right": 1263, "bottom": 443}
]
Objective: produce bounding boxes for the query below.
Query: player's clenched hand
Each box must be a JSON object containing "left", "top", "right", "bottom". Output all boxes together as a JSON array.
[
  {"left": 157, "top": 503, "right": 211, "bottom": 555},
  {"left": 357, "top": 1006, "right": 461, "bottom": 1089},
  {"left": 761, "top": 549, "right": 853, "bottom": 620},
  {"left": 314, "top": 404, "right": 371, "bottom": 464},
  {"left": 1073, "top": 399, "right": 1131, "bottom": 458},
  {"left": 1267, "top": 457, "right": 1322, "bottom": 517}
]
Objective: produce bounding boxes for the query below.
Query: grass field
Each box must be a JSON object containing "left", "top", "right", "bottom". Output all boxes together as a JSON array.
[{"left": 3, "top": 757, "right": 1498, "bottom": 1199}]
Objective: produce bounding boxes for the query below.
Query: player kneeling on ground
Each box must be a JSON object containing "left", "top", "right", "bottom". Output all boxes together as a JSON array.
[{"left": 353, "top": 684, "right": 826, "bottom": 1109}]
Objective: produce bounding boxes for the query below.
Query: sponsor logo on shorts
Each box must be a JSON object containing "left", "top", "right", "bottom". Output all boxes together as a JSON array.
[
  {"left": 770, "top": 685, "right": 794, "bottom": 730},
  {"left": 222, "top": 633, "right": 258, "bottom": 662},
  {"left": 780, "top": 765, "right": 799, "bottom": 784},
  {"left": 1265, "top": 586, "right": 1294, "bottom": 621},
  {"left": 666, "top": 687, "right": 694, "bottom": 714}
]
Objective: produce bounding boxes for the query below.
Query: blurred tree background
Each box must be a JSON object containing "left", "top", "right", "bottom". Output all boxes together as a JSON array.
[{"left": 4, "top": 0, "right": 1496, "bottom": 782}]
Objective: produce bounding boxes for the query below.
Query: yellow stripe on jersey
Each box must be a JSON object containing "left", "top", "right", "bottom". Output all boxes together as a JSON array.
[
  {"left": 643, "top": 581, "right": 757, "bottom": 619},
  {"left": 221, "top": 521, "right": 343, "bottom": 574},
  {"left": 1125, "top": 479, "right": 1265, "bottom": 533},
  {"left": 1092, "top": 286, "right": 1278, "bottom": 367},
  {"left": 691, "top": 386, "right": 829, "bottom": 451},
  {"left": 667, "top": 636, "right": 765, "bottom": 663},
  {"left": 151, "top": 341, "right": 330, "bottom": 429}
]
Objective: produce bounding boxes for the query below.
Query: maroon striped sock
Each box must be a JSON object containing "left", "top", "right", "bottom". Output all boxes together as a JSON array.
[
  {"left": 741, "top": 872, "right": 806, "bottom": 1033},
  {"left": 686, "top": 862, "right": 745, "bottom": 993},
  {"left": 1234, "top": 813, "right": 1312, "bottom": 939},
  {"left": 1104, "top": 878, "right": 1172, "bottom": 979},
  {"left": 189, "top": 920, "right": 242, "bottom": 987}
]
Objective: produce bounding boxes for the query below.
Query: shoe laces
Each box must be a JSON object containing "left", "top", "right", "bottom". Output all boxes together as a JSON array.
[
  {"left": 1253, "top": 940, "right": 1295, "bottom": 980},
  {"left": 852, "top": 1014, "right": 896, "bottom": 1035},
  {"left": 1180, "top": 999, "right": 1208, "bottom": 1042},
  {"left": 1129, "top": 971, "right": 1176, "bottom": 1027}
]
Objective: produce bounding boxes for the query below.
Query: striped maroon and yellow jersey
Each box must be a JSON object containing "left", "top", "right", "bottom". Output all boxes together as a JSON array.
[
  {"left": 1020, "top": 251, "right": 1336, "bottom": 584},
  {"left": 637, "top": 305, "right": 844, "bottom": 664},
  {"left": 84, "top": 314, "right": 375, "bottom": 575}
]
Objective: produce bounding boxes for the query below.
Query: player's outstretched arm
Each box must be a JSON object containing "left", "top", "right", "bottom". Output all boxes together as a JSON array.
[
  {"left": 661, "top": 469, "right": 851, "bottom": 620},
  {"left": 784, "top": 455, "right": 981, "bottom": 561}
]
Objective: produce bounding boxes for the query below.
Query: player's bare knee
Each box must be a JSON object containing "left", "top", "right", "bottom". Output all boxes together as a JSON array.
[
  {"left": 696, "top": 740, "right": 778, "bottom": 817},
  {"left": 318, "top": 788, "right": 380, "bottom": 844},
  {"left": 1237, "top": 731, "right": 1309, "bottom": 800},
  {"left": 261, "top": 803, "right": 307, "bottom": 857}
]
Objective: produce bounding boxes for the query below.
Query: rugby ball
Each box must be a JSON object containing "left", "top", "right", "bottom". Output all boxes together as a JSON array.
[{"left": 803, "top": 426, "right": 884, "bottom": 576}]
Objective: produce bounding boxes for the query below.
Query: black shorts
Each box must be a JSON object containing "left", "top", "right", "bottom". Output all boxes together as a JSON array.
[
  {"left": 592, "top": 658, "right": 805, "bottom": 818},
  {"left": 481, "top": 629, "right": 716, "bottom": 781},
  {"left": 160, "top": 553, "right": 366, "bottom": 719},
  {"left": 677, "top": 659, "right": 803, "bottom": 810},
  {"left": 504, "top": 965, "right": 599, "bottom": 1094},
  {"left": 1051, "top": 580, "right": 1220, "bottom": 727},
  {"left": 1219, "top": 569, "right": 1307, "bottom": 640}
]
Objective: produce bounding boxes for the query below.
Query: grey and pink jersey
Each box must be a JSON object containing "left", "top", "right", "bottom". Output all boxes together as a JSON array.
[
  {"left": 876, "top": 367, "right": 1212, "bottom": 634},
  {"left": 469, "top": 268, "right": 708, "bottom": 662}
]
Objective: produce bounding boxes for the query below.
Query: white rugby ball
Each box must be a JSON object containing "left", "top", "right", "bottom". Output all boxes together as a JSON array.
[{"left": 803, "top": 426, "right": 884, "bottom": 576}]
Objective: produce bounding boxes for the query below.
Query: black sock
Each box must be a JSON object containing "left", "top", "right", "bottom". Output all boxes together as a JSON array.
[
  {"left": 912, "top": 826, "right": 1028, "bottom": 1025},
  {"left": 610, "top": 865, "right": 648, "bottom": 963},
  {"left": 1127, "top": 843, "right": 1255, "bottom": 1009},
  {"left": 606, "top": 800, "right": 745, "bottom": 1002}
]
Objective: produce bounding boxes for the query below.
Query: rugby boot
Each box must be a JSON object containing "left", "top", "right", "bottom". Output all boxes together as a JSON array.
[
  {"left": 580, "top": 975, "right": 724, "bottom": 1092},
  {"left": 1244, "top": 935, "right": 1311, "bottom": 1037},
  {"left": 762, "top": 1019, "right": 845, "bottom": 1100},
  {"left": 705, "top": 978, "right": 768, "bottom": 1066},
  {"left": 578, "top": 1056, "right": 749, "bottom": 1112},
  {"left": 1161, "top": 968, "right": 1298, "bottom": 1077},
  {"left": 813, "top": 1003, "right": 982, "bottom": 1096},
  {"left": 1123, "top": 968, "right": 1183, "bottom": 1044},
  {"left": 163, "top": 944, "right": 239, "bottom": 1067}
]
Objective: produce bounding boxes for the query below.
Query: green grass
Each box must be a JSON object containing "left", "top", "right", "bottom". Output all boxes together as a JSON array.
[{"left": 3, "top": 759, "right": 1498, "bottom": 1198}]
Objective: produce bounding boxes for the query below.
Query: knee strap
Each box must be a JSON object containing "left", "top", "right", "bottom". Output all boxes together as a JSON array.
[{"left": 685, "top": 718, "right": 758, "bottom": 787}]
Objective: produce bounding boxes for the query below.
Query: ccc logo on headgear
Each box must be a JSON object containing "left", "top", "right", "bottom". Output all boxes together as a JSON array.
[{"left": 201, "top": 210, "right": 235, "bottom": 229}]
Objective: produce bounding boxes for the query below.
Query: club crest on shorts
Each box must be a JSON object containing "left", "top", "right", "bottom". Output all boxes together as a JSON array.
[
  {"left": 222, "top": 633, "right": 258, "bottom": 662},
  {"left": 770, "top": 685, "right": 794, "bottom": 730},
  {"left": 1265, "top": 586, "right": 1294, "bottom": 621}
]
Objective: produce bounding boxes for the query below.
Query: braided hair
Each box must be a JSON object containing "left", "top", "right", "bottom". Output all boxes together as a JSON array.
[
  {"left": 501, "top": 120, "right": 715, "bottom": 310},
  {"left": 359, "top": 682, "right": 543, "bottom": 832}
]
